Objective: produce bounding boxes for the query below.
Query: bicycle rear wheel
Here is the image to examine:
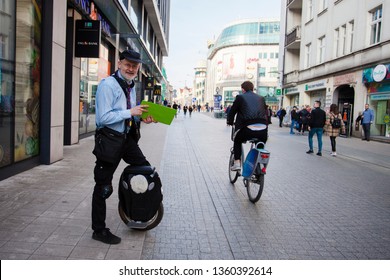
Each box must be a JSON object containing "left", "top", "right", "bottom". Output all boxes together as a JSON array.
[
  {"left": 245, "top": 174, "right": 264, "bottom": 203},
  {"left": 228, "top": 150, "right": 239, "bottom": 184}
]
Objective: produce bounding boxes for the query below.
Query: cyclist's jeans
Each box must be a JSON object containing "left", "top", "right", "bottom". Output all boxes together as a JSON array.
[
  {"left": 308, "top": 127, "right": 323, "bottom": 152},
  {"left": 234, "top": 127, "right": 268, "bottom": 160}
]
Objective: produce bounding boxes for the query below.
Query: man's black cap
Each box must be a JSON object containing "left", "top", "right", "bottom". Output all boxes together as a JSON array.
[{"left": 119, "top": 49, "right": 143, "bottom": 63}]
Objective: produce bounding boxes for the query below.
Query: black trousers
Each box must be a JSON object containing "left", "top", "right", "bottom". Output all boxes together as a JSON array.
[
  {"left": 330, "top": 136, "right": 336, "bottom": 152},
  {"left": 92, "top": 135, "right": 150, "bottom": 232},
  {"left": 362, "top": 123, "right": 371, "bottom": 140},
  {"left": 278, "top": 117, "right": 283, "bottom": 127},
  {"left": 233, "top": 127, "right": 268, "bottom": 160}
]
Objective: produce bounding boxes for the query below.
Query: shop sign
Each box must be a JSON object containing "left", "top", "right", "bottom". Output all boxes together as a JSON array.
[
  {"left": 75, "top": 20, "right": 101, "bottom": 58},
  {"left": 70, "top": 0, "right": 112, "bottom": 37},
  {"left": 153, "top": 85, "right": 161, "bottom": 95},
  {"left": 370, "top": 94, "right": 390, "bottom": 101},
  {"left": 284, "top": 87, "right": 298, "bottom": 95},
  {"left": 334, "top": 73, "right": 355, "bottom": 86},
  {"left": 384, "top": 114, "right": 390, "bottom": 124},
  {"left": 373, "top": 64, "right": 387, "bottom": 82},
  {"left": 145, "top": 77, "right": 154, "bottom": 90},
  {"left": 363, "top": 63, "right": 390, "bottom": 83},
  {"left": 305, "top": 80, "right": 326, "bottom": 91},
  {"left": 367, "top": 82, "right": 390, "bottom": 94}
]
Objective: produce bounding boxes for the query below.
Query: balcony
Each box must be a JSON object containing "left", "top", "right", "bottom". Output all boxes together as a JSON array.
[
  {"left": 283, "top": 70, "right": 299, "bottom": 86},
  {"left": 285, "top": 25, "right": 301, "bottom": 49},
  {"left": 287, "top": 0, "right": 303, "bottom": 10}
]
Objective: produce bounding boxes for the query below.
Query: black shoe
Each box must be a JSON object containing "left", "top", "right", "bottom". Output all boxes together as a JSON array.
[
  {"left": 316, "top": 152, "right": 322, "bottom": 156},
  {"left": 306, "top": 150, "right": 313, "bottom": 154},
  {"left": 362, "top": 138, "right": 366, "bottom": 141},
  {"left": 92, "top": 228, "right": 121, "bottom": 244}
]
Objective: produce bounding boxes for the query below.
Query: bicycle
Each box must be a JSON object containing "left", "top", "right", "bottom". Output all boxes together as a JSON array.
[{"left": 228, "top": 126, "right": 270, "bottom": 203}]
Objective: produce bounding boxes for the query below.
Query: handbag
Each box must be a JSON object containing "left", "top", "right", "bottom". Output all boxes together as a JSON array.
[{"left": 92, "top": 126, "right": 126, "bottom": 163}]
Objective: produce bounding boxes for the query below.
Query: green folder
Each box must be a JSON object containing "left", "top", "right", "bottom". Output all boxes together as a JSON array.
[{"left": 140, "top": 101, "right": 176, "bottom": 125}]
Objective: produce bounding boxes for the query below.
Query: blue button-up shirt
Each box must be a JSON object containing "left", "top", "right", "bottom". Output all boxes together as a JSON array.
[
  {"left": 362, "top": 108, "right": 374, "bottom": 124},
  {"left": 95, "top": 72, "right": 137, "bottom": 133}
]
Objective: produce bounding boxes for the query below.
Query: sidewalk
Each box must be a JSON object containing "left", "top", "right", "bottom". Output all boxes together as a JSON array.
[
  {"left": 0, "top": 123, "right": 168, "bottom": 260},
  {"left": 0, "top": 113, "right": 389, "bottom": 260}
]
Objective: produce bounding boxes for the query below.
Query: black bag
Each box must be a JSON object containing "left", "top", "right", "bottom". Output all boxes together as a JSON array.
[
  {"left": 92, "top": 127, "right": 125, "bottom": 163},
  {"left": 332, "top": 115, "right": 342, "bottom": 129},
  {"left": 129, "top": 117, "right": 141, "bottom": 143}
]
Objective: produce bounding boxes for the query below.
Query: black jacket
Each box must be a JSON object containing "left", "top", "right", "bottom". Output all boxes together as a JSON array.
[
  {"left": 227, "top": 91, "right": 267, "bottom": 130},
  {"left": 309, "top": 107, "right": 326, "bottom": 128}
]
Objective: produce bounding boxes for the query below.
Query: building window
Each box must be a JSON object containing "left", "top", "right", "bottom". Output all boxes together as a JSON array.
[
  {"left": 318, "top": 36, "right": 326, "bottom": 64},
  {"left": 259, "top": 52, "right": 268, "bottom": 59},
  {"left": 319, "top": 0, "right": 328, "bottom": 12},
  {"left": 270, "top": 67, "right": 278, "bottom": 77},
  {"left": 259, "top": 67, "right": 266, "bottom": 77},
  {"left": 370, "top": 5, "right": 382, "bottom": 45},
  {"left": 341, "top": 24, "right": 346, "bottom": 55},
  {"left": 0, "top": 35, "right": 6, "bottom": 58},
  {"left": 307, "top": 0, "right": 313, "bottom": 21},
  {"left": 334, "top": 28, "right": 340, "bottom": 57},
  {"left": 305, "top": 43, "right": 311, "bottom": 68},
  {"left": 349, "top": 20, "right": 354, "bottom": 52}
]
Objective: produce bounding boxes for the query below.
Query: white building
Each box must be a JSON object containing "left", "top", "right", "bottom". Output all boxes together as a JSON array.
[
  {"left": 207, "top": 19, "right": 281, "bottom": 110},
  {"left": 280, "top": 0, "right": 390, "bottom": 138},
  {"left": 194, "top": 60, "right": 207, "bottom": 107}
]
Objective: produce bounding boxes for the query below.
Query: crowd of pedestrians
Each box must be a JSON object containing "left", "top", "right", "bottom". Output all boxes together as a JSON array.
[{"left": 275, "top": 101, "right": 374, "bottom": 157}]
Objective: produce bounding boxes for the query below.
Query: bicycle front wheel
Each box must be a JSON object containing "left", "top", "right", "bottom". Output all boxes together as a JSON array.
[
  {"left": 228, "top": 150, "right": 239, "bottom": 184},
  {"left": 245, "top": 174, "right": 264, "bottom": 203}
]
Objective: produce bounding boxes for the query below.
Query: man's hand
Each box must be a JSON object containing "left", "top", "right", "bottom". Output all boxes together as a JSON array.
[
  {"left": 130, "top": 105, "right": 148, "bottom": 116},
  {"left": 142, "top": 115, "right": 157, "bottom": 124}
]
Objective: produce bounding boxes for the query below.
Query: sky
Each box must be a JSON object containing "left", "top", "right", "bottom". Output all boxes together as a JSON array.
[{"left": 164, "top": 0, "right": 282, "bottom": 89}]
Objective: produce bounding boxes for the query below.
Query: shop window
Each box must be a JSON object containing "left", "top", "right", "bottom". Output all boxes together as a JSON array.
[
  {"left": 0, "top": 0, "right": 15, "bottom": 167},
  {"left": 13, "top": 0, "right": 41, "bottom": 163},
  {"left": 79, "top": 44, "right": 110, "bottom": 135}
]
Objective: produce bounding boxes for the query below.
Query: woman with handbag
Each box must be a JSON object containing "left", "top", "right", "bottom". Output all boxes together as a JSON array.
[{"left": 325, "top": 104, "right": 346, "bottom": 157}]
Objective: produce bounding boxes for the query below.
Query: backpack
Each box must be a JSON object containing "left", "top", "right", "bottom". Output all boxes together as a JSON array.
[{"left": 331, "top": 114, "right": 341, "bottom": 128}]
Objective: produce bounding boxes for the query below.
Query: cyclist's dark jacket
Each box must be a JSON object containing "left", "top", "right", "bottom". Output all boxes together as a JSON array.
[{"left": 227, "top": 91, "right": 267, "bottom": 130}]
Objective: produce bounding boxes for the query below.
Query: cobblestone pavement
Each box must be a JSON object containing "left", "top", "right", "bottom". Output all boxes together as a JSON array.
[
  {"left": 141, "top": 112, "right": 390, "bottom": 260},
  {"left": 0, "top": 112, "right": 389, "bottom": 260}
]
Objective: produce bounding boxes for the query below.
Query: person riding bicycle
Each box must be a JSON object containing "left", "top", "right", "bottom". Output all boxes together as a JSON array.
[{"left": 227, "top": 81, "right": 268, "bottom": 171}]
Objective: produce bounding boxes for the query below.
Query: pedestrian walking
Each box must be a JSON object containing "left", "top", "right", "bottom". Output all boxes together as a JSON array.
[
  {"left": 325, "top": 104, "right": 345, "bottom": 156},
  {"left": 299, "top": 105, "right": 311, "bottom": 135},
  {"left": 290, "top": 106, "right": 299, "bottom": 134},
  {"left": 361, "top": 103, "right": 374, "bottom": 141},
  {"left": 306, "top": 100, "right": 326, "bottom": 156},
  {"left": 91, "top": 49, "right": 156, "bottom": 245},
  {"left": 183, "top": 105, "right": 188, "bottom": 116},
  {"left": 172, "top": 102, "right": 178, "bottom": 118},
  {"left": 189, "top": 105, "right": 193, "bottom": 117},
  {"left": 276, "top": 107, "right": 286, "bottom": 127}
]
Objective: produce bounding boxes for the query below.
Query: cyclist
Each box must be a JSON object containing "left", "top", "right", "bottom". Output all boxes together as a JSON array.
[{"left": 227, "top": 81, "right": 268, "bottom": 171}]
